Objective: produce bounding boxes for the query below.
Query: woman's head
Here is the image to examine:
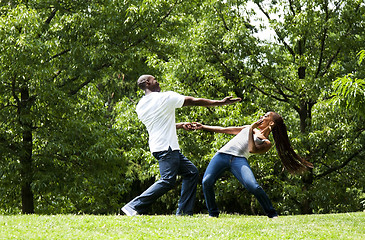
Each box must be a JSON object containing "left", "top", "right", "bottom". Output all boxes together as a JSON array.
[
  {"left": 264, "top": 111, "right": 313, "bottom": 174},
  {"left": 257, "top": 112, "right": 280, "bottom": 131}
]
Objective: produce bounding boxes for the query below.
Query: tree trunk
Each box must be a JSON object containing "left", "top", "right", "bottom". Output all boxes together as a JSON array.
[
  {"left": 297, "top": 101, "right": 313, "bottom": 133},
  {"left": 296, "top": 100, "right": 315, "bottom": 214},
  {"left": 300, "top": 171, "right": 314, "bottom": 214},
  {"left": 19, "top": 86, "right": 35, "bottom": 214}
]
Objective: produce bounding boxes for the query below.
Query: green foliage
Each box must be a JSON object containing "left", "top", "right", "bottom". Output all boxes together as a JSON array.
[
  {"left": 146, "top": 0, "right": 365, "bottom": 216},
  {"left": 331, "top": 74, "right": 365, "bottom": 117},
  {"left": 0, "top": 0, "right": 364, "bottom": 215},
  {"left": 0, "top": 0, "right": 186, "bottom": 214},
  {"left": 330, "top": 49, "right": 365, "bottom": 119}
]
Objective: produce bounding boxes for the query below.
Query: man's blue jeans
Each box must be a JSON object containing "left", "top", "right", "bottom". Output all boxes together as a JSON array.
[
  {"left": 126, "top": 147, "right": 199, "bottom": 215},
  {"left": 202, "top": 152, "right": 278, "bottom": 218}
]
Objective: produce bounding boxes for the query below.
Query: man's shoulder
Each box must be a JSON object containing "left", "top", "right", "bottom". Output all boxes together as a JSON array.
[
  {"left": 135, "top": 92, "right": 172, "bottom": 108},
  {"left": 142, "top": 91, "right": 177, "bottom": 97},
  {"left": 161, "top": 91, "right": 179, "bottom": 96},
  {"left": 137, "top": 91, "right": 184, "bottom": 110},
  {"left": 153, "top": 91, "right": 184, "bottom": 100}
]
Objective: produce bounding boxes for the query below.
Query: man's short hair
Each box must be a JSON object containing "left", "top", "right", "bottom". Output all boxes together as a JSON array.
[{"left": 137, "top": 75, "right": 151, "bottom": 90}]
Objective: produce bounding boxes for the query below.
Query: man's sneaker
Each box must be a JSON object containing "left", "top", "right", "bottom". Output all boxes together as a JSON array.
[{"left": 121, "top": 205, "right": 138, "bottom": 216}]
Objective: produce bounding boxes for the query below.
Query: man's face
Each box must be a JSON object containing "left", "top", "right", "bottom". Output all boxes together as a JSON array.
[{"left": 147, "top": 76, "right": 161, "bottom": 92}]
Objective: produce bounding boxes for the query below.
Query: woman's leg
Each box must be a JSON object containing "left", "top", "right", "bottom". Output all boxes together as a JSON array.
[
  {"left": 230, "top": 157, "right": 278, "bottom": 218},
  {"left": 202, "top": 153, "right": 230, "bottom": 217}
]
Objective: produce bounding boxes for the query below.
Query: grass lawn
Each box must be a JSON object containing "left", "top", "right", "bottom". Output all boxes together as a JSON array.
[{"left": 0, "top": 212, "right": 364, "bottom": 239}]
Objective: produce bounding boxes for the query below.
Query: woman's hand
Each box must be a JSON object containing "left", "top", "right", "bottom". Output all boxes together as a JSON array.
[
  {"left": 191, "top": 122, "right": 203, "bottom": 130},
  {"left": 251, "top": 119, "right": 263, "bottom": 129},
  {"left": 177, "top": 122, "right": 204, "bottom": 130}
]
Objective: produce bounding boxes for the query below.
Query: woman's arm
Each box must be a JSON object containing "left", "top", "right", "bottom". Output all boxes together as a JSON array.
[
  {"left": 194, "top": 122, "right": 247, "bottom": 135},
  {"left": 248, "top": 120, "right": 272, "bottom": 154}
]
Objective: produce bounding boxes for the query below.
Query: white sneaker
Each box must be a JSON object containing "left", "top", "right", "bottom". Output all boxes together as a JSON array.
[{"left": 121, "top": 205, "right": 138, "bottom": 216}]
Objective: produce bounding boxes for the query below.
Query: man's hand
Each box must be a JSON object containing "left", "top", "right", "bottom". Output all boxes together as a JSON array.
[
  {"left": 182, "top": 122, "right": 193, "bottom": 130},
  {"left": 191, "top": 122, "right": 203, "bottom": 130},
  {"left": 177, "top": 122, "right": 204, "bottom": 131},
  {"left": 177, "top": 122, "right": 191, "bottom": 130},
  {"left": 221, "top": 96, "right": 242, "bottom": 105},
  {"left": 183, "top": 96, "right": 241, "bottom": 107}
]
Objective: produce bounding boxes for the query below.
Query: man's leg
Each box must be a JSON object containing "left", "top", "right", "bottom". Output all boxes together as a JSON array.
[
  {"left": 175, "top": 151, "right": 199, "bottom": 216},
  {"left": 122, "top": 148, "right": 180, "bottom": 215}
]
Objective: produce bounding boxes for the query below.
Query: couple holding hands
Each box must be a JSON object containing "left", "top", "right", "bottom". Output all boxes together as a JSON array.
[{"left": 121, "top": 75, "right": 313, "bottom": 218}]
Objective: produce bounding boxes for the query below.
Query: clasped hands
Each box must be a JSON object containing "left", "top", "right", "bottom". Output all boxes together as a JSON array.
[{"left": 181, "top": 122, "right": 202, "bottom": 131}]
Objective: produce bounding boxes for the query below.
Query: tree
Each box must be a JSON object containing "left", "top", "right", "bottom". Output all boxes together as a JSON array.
[
  {"left": 0, "top": 0, "right": 183, "bottom": 214},
  {"left": 144, "top": 0, "right": 365, "bottom": 214},
  {"left": 1, "top": 0, "right": 363, "bottom": 215},
  {"left": 250, "top": 0, "right": 365, "bottom": 214}
]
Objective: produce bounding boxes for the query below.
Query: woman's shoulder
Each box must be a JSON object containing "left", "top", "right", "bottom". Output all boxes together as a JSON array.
[{"left": 253, "top": 129, "right": 269, "bottom": 141}]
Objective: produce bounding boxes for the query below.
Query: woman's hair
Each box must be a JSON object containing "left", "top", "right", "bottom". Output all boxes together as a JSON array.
[{"left": 270, "top": 112, "right": 314, "bottom": 174}]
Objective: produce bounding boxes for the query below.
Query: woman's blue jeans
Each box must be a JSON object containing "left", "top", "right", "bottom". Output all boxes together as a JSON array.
[
  {"left": 126, "top": 147, "right": 198, "bottom": 215},
  {"left": 202, "top": 152, "right": 277, "bottom": 218}
]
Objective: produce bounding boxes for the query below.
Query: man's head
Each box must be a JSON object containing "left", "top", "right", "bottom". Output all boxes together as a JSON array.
[{"left": 137, "top": 75, "right": 160, "bottom": 92}]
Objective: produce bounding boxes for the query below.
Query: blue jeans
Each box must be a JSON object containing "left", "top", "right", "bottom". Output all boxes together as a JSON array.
[
  {"left": 126, "top": 147, "right": 199, "bottom": 215},
  {"left": 202, "top": 152, "right": 277, "bottom": 218}
]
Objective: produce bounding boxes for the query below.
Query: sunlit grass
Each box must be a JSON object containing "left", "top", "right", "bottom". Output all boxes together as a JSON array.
[{"left": 0, "top": 212, "right": 364, "bottom": 239}]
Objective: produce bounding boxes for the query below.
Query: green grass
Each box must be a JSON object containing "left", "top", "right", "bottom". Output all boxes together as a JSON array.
[{"left": 1, "top": 212, "right": 364, "bottom": 239}]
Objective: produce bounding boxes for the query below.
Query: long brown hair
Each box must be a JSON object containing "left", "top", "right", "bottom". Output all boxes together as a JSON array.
[{"left": 271, "top": 112, "right": 314, "bottom": 174}]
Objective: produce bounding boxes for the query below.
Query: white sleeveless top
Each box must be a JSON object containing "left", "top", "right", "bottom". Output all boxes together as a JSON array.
[{"left": 218, "top": 127, "right": 267, "bottom": 158}]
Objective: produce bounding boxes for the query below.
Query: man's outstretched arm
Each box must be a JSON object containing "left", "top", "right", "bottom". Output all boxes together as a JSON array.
[{"left": 183, "top": 96, "right": 241, "bottom": 107}]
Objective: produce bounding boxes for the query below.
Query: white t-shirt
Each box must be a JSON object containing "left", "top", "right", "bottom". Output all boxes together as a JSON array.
[
  {"left": 218, "top": 127, "right": 267, "bottom": 158},
  {"left": 136, "top": 91, "right": 185, "bottom": 153}
]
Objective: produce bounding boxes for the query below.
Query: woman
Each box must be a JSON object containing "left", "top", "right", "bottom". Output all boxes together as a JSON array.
[{"left": 186, "top": 111, "right": 313, "bottom": 218}]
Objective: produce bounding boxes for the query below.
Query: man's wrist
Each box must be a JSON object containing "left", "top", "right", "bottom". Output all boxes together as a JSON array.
[{"left": 217, "top": 99, "right": 224, "bottom": 106}]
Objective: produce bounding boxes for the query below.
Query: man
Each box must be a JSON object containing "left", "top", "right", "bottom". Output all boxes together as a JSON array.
[{"left": 121, "top": 74, "right": 241, "bottom": 216}]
